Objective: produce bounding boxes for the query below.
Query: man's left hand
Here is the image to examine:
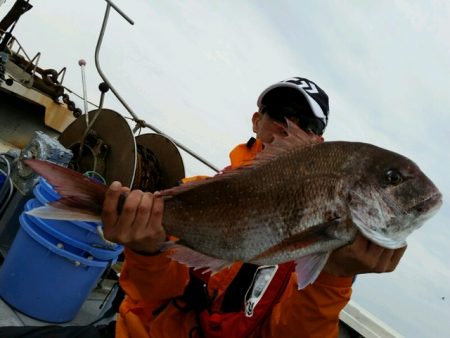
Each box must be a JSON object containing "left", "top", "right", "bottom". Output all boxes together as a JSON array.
[{"left": 323, "top": 233, "right": 407, "bottom": 277}]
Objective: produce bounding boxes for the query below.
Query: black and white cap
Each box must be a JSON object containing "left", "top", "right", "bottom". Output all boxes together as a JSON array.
[{"left": 257, "top": 77, "right": 329, "bottom": 128}]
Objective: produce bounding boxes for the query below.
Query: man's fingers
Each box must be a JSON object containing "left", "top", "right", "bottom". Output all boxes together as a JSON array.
[
  {"left": 102, "top": 181, "right": 123, "bottom": 226},
  {"left": 374, "top": 250, "right": 396, "bottom": 272},
  {"left": 147, "top": 195, "right": 164, "bottom": 233},
  {"left": 132, "top": 192, "right": 154, "bottom": 230},
  {"left": 388, "top": 246, "right": 407, "bottom": 271},
  {"left": 121, "top": 186, "right": 131, "bottom": 193},
  {"left": 354, "top": 234, "right": 384, "bottom": 257},
  {"left": 373, "top": 245, "right": 407, "bottom": 273},
  {"left": 353, "top": 234, "right": 387, "bottom": 272},
  {"left": 351, "top": 233, "right": 369, "bottom": 250},
  {"left": 127, "top": 193, "right": 165, "bottom": 253},
  {"left": 117, "top": 189, "right": 144, "bottom": 229}
]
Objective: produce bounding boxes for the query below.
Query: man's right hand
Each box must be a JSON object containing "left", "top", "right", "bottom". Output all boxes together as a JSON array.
[{"left": 101, "top": 181, "right": 166, "bottom": 255}]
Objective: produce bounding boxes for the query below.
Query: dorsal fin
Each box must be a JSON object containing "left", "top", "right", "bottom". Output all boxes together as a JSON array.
[
  {"left": 254, "top": 119, "right": 323, "bottom": 165},
  {"left": 160, "top": 120, "right": 322, "bottom": 198}
]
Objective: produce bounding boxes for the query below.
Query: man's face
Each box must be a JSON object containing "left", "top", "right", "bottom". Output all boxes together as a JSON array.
[
  {"left": 252, "top": 112, "right": 322, "bottom": 144},
  {"left": 252, "top": 112, "right": 286, "bottom": 144}
]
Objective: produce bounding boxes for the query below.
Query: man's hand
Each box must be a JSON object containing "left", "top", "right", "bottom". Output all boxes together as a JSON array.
[
  {"left": 323, "top": 233, "right": 407, "bottom": 277},
  {"left": 101, "top": 181, "right": 166, "bottom": 255}
]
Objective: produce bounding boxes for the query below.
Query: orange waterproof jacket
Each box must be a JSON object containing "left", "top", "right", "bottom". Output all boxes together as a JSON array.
[{"left": 116, "top": 139, "right": 353, "bottom": 338}]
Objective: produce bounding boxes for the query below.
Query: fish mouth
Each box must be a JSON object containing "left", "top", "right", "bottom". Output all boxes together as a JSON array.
[
  {"left": 356, "top": 192, "right": 442, "bottom": 250},
  {"left": 410, "top": 192, "right": 443, "bottom": 215}
]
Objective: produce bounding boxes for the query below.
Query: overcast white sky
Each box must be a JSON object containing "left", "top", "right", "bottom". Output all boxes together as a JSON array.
[{"left": 2, "top": 0, "right": 449, "bottom": 336}]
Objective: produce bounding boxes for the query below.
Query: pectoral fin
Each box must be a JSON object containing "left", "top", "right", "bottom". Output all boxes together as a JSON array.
[
  {"left": 161, "top": 241, "right": 233, "bottom": 274},
  {"left": 295, "top": 251, "right": 331, "bottom": 289},
  {"left": 250, "top": 218, "right": 341, "bottom": 265}
]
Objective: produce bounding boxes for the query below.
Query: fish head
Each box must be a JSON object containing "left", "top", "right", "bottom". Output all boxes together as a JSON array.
[{"left": 348, "top": 145, "right": 442, "bottom": 249}]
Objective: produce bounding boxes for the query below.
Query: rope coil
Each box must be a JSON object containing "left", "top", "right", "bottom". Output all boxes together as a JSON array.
[{"left": 132, "top": 144, "right": 162, "bottom": 192}]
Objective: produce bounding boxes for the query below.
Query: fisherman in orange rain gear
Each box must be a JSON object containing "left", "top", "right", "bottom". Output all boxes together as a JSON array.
[
  {"left": 0, "top": 78, "right": 407, "bottom": 338},
  {"left": 114, "top": 142, "right": 352, "bottom": 338},
  {"left": 102, "top": 77, "right": 407, "bottom": 338}
]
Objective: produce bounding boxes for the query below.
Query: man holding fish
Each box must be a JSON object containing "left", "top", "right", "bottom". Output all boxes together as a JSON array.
[
  {"left": 17, "top": 75, "right": 442, "bottom": 337},
  {"left": 100, "top": 77, "right": 410, "bottom": 337}
]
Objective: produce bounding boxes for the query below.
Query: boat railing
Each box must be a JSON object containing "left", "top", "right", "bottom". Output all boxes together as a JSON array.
[
  {"left": 94, "top": 0, "right": 220, "bottom": 173},
  {"left": 1, "top": 28, "right": 67, "bottom": 88}
]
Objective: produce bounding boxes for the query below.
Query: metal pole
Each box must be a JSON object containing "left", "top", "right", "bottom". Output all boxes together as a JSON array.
[
  {"left": 95, "top": 1, "right": 220, "bottom": 173},
  {"left": 105, "top": 0, "right": 134, "bottom": 25},
  {"left": 78, "top": 59, "right": 89, "bottom": 126}
]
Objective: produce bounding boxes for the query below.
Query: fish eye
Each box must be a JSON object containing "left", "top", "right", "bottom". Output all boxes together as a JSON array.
[{"left": 385, "top": 169, "right": 403, "bottom": 185}]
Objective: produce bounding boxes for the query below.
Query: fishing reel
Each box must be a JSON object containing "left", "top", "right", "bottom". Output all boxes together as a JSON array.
[{"left": 58, "top": 108, "right": 185, "bottom": 191}]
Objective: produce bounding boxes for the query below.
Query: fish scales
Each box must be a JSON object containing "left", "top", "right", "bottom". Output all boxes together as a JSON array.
[
  {"left": 162, "top": 142, "right": 385, "bottom": 264},
  {"left": 23, "top": 128, "right": 442, "bottom": 287}
]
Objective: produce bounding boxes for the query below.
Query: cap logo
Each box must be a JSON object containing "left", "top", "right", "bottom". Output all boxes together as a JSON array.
[
  {"left": 284, "top": 77, "right": 319, "bottom": 94},
  {"left": 297, "top": 80, "right": 318, "bottom": 94}
]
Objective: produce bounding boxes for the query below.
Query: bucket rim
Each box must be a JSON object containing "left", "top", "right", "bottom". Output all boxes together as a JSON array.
[
  {"left": 19, "top": 214, "right": 111, "bottom": 268},
  {"left": 33, "top": 184, "right": 57, "bottom": 204},
  {"left": 23, "top": 213, "right": 122, "bottom": 259}
]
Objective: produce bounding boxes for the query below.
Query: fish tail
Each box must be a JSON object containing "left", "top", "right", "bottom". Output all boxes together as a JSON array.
[{"left": 24, "top": 159, "right": 107, "bottom": 218}]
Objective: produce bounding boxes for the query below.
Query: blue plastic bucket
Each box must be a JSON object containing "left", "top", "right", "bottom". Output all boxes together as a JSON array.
[
  {"left": 23, "top": 210, "right": 122, "bottom": 261},
  {"left": 25, "top": 198, "right": 118, "bottom": 250},
  {"left": 33, "top": 177, "right": 60, "bottom": 203},
  {"left": 0, "top": 214, "right": 112, "bottom": 322}
]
